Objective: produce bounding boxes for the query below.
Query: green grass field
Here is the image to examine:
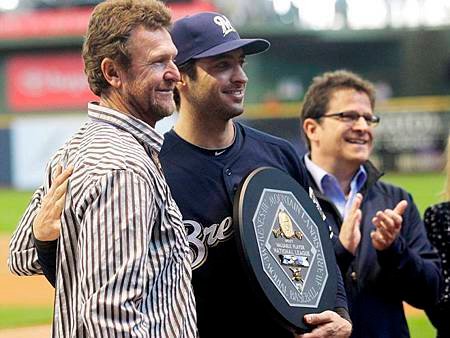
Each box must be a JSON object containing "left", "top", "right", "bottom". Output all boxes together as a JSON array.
[
  {"left": 381, "top": 172, "right": 446, "bottom": 215},
  {"left": 0, "top": 171, "right": 445, "bottom": 335},
  {"left": 0, "top": 306, "right": 53, "bottom": 329},
  {"left": 0, "top": 189, "right": 32, "bottom": 234}
]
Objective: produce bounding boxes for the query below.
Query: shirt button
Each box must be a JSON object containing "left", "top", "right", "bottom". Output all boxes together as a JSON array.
[
  {"left": 350, "top": 271, "right": 357, "bottom": 281},
  {"left": 225, "top": 168, "right": 232, "bottom": 176}
]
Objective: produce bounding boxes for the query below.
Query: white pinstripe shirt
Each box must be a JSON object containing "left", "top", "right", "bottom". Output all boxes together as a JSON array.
[{"left": 8, "top": 103, "right": 197, "bottom": 337}]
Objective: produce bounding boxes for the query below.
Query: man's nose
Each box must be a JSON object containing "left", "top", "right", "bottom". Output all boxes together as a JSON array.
[
  {"left": 232, "top": 65, "right": 248, "bottom": 84},
  {"left": 164, "top": 60, "right": 180, "bottom": 82},
  {"left": 353, "top": 115, "right": 370, "bottom": 130}
]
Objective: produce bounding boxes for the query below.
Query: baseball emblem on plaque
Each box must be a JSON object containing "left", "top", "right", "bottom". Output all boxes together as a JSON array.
[{"left": 233, "top": 167, "right": 337, "bottom": 333}]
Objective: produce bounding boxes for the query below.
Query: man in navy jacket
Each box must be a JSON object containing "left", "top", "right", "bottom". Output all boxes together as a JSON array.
[{"left": 301, "top": 69, "right": 442, "bottom": 337}]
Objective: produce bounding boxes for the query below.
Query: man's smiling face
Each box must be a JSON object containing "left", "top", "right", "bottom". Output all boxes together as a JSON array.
[
  {"left": 183, "top": 48, "right": 248, "bottom": 121},
  {"left": 311, "top": 88, "right": 374, "bottom": 172}
]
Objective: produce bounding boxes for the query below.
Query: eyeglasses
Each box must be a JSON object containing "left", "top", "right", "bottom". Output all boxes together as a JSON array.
[
  {"left": 318, "top": 110, "right": 380, "bottom": 126},
  {"left": 318, "top": 111, "right": 380, "bottom": 126}
]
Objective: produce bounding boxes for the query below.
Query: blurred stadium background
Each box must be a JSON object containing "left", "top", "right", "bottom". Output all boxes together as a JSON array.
[{"left": 0, "top": 0, "right": 449, "bottom": 336}]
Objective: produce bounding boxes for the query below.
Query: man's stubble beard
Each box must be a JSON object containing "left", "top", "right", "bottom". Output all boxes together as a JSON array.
[{"left": 202, "top": 93, "right": 245, "bottom": 122}]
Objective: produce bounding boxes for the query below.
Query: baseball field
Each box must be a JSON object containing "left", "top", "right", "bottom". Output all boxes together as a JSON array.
[{"left": 0, "top": 172, "right": 444, "bottom": 337}]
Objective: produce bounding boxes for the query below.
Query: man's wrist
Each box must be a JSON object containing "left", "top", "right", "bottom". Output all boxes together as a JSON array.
[{"left": 32, "top": 228, "right": 58, "bottom": 247}]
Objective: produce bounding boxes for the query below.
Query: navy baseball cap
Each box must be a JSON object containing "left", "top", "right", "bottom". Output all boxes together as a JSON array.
[{"left": 171, "top": 12, "right": 270, "bottom": 66}]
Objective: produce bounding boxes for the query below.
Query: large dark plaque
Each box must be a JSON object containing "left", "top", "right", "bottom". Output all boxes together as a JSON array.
[{"left": 233, "top": 167, "right": 337, "bottom": 333}]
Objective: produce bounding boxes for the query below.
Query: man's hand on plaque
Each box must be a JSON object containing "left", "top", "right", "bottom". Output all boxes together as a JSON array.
[
  {"left": 294, "top": 310, "right": 352, "bottom": 338},
  {"left": 33, "top": 164, "right": 73, "bottom": 241},
  {"left": 339, "top": 193, "right": 363, "bottom": 255},
  {"left": 370, "top": 200, "right": 407, "bottom": 251}
]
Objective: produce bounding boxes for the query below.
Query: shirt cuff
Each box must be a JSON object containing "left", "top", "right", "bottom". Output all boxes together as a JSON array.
[
  {"left": 32, "top": 231, "right": 58, "bottom": 287},
  {"left": 376, "top": 236, "right": 406, "bottom": 268},
  {"left": 32, "top": 233, "right": 58, "bottom": 250},
  {"left": 334, "top": 307, "right": 352, "bottom": 324}
]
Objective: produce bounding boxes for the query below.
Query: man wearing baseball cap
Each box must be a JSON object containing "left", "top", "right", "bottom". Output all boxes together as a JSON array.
[{"left": 161, "top": 12, "right": 352, "bottom": 337}]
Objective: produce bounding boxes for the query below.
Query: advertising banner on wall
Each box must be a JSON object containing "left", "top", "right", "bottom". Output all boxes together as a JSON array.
[
  {"left": 374, "top": 111, "right": 450, "bottom": 172},
  {"left": 0, "top": 1, "right": 216, "bottom": 40},
  {"left": 11, "top": 115, "right": 87, "bottom": 189},
  {"left": 6, "top": 53, "right": 98, "bottom": 112}
]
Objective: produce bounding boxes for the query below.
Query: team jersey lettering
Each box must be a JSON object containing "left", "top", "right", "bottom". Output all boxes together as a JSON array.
[{"left": 185, "top": 216, "right": 234, "bottom": 269}]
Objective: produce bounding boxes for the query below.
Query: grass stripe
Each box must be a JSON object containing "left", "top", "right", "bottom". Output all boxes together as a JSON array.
[{"left": 0, "top": 306, "right": 52, "bottom": 329}]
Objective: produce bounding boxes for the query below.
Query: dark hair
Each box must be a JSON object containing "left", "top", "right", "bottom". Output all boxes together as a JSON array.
[
  {"left": 82, "top": 0, "right": 171, "bottom": 96},
  {"left": 300, "top": 70, "right": 376, "bottom": 150},
  {"left": 174, "top": 59, "right": 197, "bottom": 110}
]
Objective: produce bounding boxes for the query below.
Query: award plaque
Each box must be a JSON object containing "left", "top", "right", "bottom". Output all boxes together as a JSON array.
[{"left": 233, "top": 167, "right": 337, "bottom": 333}]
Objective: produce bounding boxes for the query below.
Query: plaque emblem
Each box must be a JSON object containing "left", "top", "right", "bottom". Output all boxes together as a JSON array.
[
  {"left": 252, "top": 189, "right": 328, "bottom": 307},
  {"left": 273, "top": 210, "right": 304, "bottom": 240}
]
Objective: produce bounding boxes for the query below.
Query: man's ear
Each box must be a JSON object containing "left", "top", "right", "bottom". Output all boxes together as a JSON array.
[
  {"left": 303, "top": 118, "right": 320, "bottom": 143},
  {"left": 176, "top": 72, "right": 189, "bottom": 94},
  {"left": 101, "top": 58, "right": 122, "bottom": 88}
]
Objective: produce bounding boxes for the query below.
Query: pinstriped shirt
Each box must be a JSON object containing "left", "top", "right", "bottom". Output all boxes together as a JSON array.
[{"left": 8, "top": 103, "right": 197, "bottom": 337}]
